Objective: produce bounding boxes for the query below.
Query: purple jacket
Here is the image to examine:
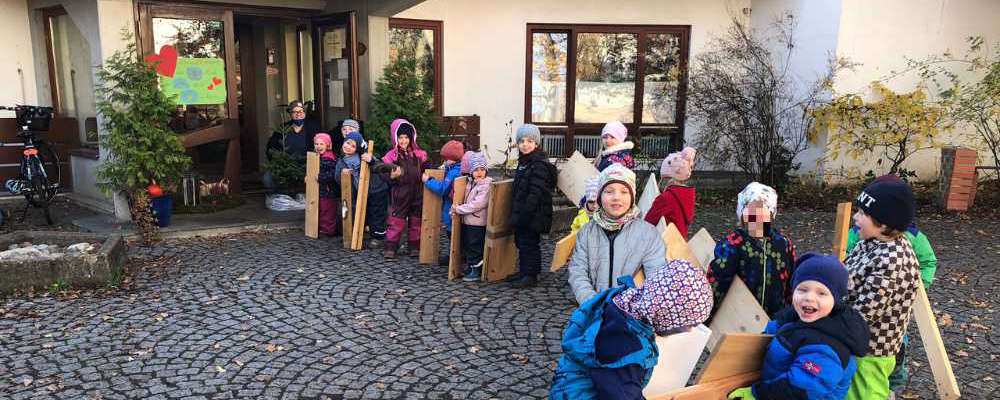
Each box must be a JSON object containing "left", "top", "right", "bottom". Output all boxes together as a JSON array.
[{"left": 383, "top": 119, "right": 427, "bottom": 217}]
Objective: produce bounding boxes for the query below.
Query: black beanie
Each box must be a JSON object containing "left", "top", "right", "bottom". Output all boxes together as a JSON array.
[
  {"left": 396, "top": 123, "right": 414, "bottom": 138},
  {"left": 793, "top": 253, "right": 848, "bottom": 304},
  {"left": 854, "top": 182, "right": 914, "bottom": 230}
]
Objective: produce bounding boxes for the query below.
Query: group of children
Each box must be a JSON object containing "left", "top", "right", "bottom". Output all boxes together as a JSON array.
[{"left": 551, "top": 122, "right": 935, "bottom": 399}]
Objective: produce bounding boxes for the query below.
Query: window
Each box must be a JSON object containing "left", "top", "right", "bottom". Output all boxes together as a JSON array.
[
  {"left": 43, "top": 6, "right": 98, "bottom": 143},
  {"left": 389, "top": 18, "right": 442, "bottom": 113},
  {"left": 525, "top": 24, "right": 690, "bottom": 157}
]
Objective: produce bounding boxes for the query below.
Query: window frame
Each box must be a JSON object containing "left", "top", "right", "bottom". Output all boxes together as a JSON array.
[
  {"left": 42, "top": 6, "right": 68, "bottom": 115},
  {"left": 388, "top": 17, "right": 443, "bottom": 115},
  {"left": 524, "top": 23, "right": 691, "bottom": 156}
]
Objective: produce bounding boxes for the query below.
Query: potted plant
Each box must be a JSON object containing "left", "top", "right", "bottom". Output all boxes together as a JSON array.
[{"left": 95, "top": 30, "right": 191, "bottom": 244}]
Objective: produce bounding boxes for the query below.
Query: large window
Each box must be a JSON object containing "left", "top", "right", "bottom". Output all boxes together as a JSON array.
[
  {"left": 525, "top": 24, "right": 690, "bottom": 157},
  {"left": 389, "top": 18, "right": 442, "bottom": 114}
]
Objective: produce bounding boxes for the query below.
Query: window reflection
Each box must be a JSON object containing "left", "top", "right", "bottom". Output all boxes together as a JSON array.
[
  {"left": 531, "top": 32, "right": 568, "bottom": 123},
  {"left": 575, "top": 33, "right": 637, "bottom": 123}
]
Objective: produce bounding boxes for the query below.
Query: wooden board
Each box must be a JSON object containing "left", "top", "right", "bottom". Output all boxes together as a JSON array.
[
  {"left": 419, "top": 169, "right": 446, "bottom": 264},
  {"left": 483, "top": 179, "right": 517, "bottom": 282},
  {"left": 912, "top": 281, "right": 961, "bottom": 400},
  {"left": 643, "top": 324, "right": 713, "bottom": 398},
  {"left": 340, "top": 170, "right": 354, "bottom": 248},
  {"left": 448, "top": 177, "right": 469, "bottom": 280},
  {"left": 304, "top": 152, "right": 320, "bottom": 239},
  {"left": 663, "top": 222, "right": 702, "bottom": 270},
  {"left": 638, "top": 174, "right": 660, "bottom": 215},
  {"left": 556, "top": 151, "right": 599, "bottom": 204},
  {"left": 706, "top": 278, "right": 770, "bottom": 352},
  {"left": 549, "top": 232, "right": 577, "bottom": 272},
  {"left": 350, "top": 141, "right": 375, "bottom": 250},
  {"left": 648, "top": 371, "right": 761, "bottom": 400},
  {"left": 833, "top": 202, "right": 852, "bottom": 261},
  {"left": 688, "top": 228, "right": 716, "bottom": 268},
  {"left": 695, "top": 333, "right": 773, "bottom": 384}
]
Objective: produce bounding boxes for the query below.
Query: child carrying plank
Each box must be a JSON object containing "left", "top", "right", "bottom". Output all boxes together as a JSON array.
[
  {"left": 451, "top": 152, "right": 491, "bottom": 281},
  {"left": 334, "top": 133, "right": 389, "bottom": 249}
]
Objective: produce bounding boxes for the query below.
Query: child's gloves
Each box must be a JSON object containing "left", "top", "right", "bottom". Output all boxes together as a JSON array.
[{"left": 727, "top": 387, "right": 755, "bottom": 400}]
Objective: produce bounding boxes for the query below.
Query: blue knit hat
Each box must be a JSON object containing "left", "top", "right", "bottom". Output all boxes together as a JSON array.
[
  {"left": 793, "top": 253, "right": 849, "bottom": 304},
  {"left": 344, "top": 132, "right": 367, "bottom": 152}
]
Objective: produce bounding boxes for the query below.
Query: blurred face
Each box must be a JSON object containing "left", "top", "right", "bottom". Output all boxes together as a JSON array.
[
  {"left": 586, "top": 200, "right": 598, "bottom": 212},
  {"left": 397, "top": 134, "right": 411, "bottom": 150},
  {"left": 853, "top": 209, "right": 884, "bottom": 240},
  {"left": 741, "top": 200, "right": 771, "bottom": 237},
  {"left": 313, "top": 140, "right": 328, "bottom": 154},
  {"left": 518, "top": 138, "right": 537, "bottom": 154},
  {"left": 472, "top": 167, "right": 487, "bottom": 180},
  {"left": 290, "top": 107, "right": 306, "bottom": 120},
  {"left": 600, "top": 183, "right": 632, "bottom": 218},
  {"left": 602, "top": 134, "right": 620, "bottom": 148},
  {"left": 342, "top": 140, "right": 357, "bottom": 155},
  {"left": 341, "top": 125, "right": 357, "bottom": 137},
  {"left": 793, "top": 280, "right": 835, "bottom": 323}
]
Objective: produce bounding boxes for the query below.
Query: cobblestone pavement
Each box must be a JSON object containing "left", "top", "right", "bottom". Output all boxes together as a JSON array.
[{"left": 1, "top": 205, "right": 998, "bottom": 399}]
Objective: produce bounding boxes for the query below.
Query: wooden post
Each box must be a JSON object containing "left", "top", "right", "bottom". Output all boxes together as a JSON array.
[
  {"left": 694, "top": 333, "right": 773, "bottom": 384},
  {"left": 448, "top": 176, "right": 469, "bottom": 280},
  {"left": 482, "top": 180, "right": 517, "bottom": 281},
  {"left": 913, "top": 281, "right": 961, "bottom": 399},
  {"left": 833, "top": 202, "right": 852, "bottom": 261},
  {"left": 304, "top": 152, "right": 320, "bottom": 238},
  {"left": 648, "top": 371, "right": 761, "bottom": 400},
  {"left": 549, "top": 232, "right": 577, "bottom": 272},
  {"left": 340, "top": 170, "right": 354, "bottom": 248},
  {"left": 350, "top": 141, "right": 374, "bottom": 250},
  {"left": 706, "top": 278, "right": 770, "bottom": 352},
  {"left": 419, "top": 169, "right": 445, "bottom": 264}
]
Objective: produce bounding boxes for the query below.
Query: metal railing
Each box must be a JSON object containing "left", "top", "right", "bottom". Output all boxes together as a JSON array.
[{"left": 541, "top": 134, "right": 677, "bottom": 159}]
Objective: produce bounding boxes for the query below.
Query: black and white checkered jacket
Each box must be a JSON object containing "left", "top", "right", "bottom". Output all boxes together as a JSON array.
[{"left": 844, "top": 237, "right": 920, "bottom": 357}]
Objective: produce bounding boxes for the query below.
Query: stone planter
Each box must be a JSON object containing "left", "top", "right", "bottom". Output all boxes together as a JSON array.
[{"left": 0, "top": 231, "right": 127, "bottom": 293}]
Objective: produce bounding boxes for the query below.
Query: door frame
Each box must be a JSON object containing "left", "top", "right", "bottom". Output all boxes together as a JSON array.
[{"left": 310, "top": 12, "right": 360, "bottom": 129}]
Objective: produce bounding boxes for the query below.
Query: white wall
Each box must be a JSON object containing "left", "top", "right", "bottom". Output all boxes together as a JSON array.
[
  {"left": 0, "top": 0, "right": 39, "bottom": 116},
  {"left": 394, "top": 0, "right": 750, "bottom": 162},
  {"left": 830, "top": 0, "right": 1000, "bottom": 180}
]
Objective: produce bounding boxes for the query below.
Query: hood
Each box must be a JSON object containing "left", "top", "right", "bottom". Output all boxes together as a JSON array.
[
  {"left": 774, "top": 305, "right": 870, "bottom": 358},
  {"left": 389, "top": 119, "right": 422, "bottom": 152},
  {"left": 518, "top": 148, "right": 549, "bottom": 164}
]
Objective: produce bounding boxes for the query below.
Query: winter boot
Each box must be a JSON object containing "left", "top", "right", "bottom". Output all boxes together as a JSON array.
[{"left": 384, "top": 241, "right": 399, "bottom": 259}]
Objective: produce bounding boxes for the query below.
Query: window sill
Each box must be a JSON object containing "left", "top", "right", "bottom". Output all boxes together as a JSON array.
[{"left": 70, "top": 147, "right": 99, "bottom": 160}]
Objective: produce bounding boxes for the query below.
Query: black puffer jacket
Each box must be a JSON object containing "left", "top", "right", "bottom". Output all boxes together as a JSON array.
[{"left": 509, "top": 149, "right": 557, "bottom": 233}]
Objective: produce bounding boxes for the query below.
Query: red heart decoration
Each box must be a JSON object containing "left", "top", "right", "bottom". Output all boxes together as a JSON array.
[
  {"left": 143, "top": 45, "right": 178, "bottom": 77},
  {"left": 207, "top": 85, "right": 214, "bottom": 90},
  {"left": 212, "top": 77, "right": 222, "bottom": 85}
]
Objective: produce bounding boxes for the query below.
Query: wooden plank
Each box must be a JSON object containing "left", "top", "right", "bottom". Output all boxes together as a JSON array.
[
  {"left": 304, "top": 152, "right": 320, "bottom": 238},
  {"left": 642, "top": 324, "right": 712, "bottom": 398},
  {"left": 549, "top": 232, "right": 577, "bottom": 272},
  {"left": 833, "top": 202, "right": 852, "bottom": 261},
  {"left": 638, "top": 174, "right": 659, "bottom": 215},
  {"left": 483, "top": 180, "right": 517, "bottom": 282},
  {"left": 648, "top": 371, "right": 761, "bottom": 400},
  {"left": 695, "top": 333, "right": 773, "bottom": 384},
  {"left": 706, "top": 278, "right": 770, "bottom": 352},
  {"left": 913, "top": 281, "right": 961, "bottom": 400},
  {"left": 688, "top": 228, "right": 716, "bottom": 268},
  {"left": 662, "top": 222, "right": 702, "bottom": 270},
  {"left": 556, "top": 151, "right": 599, "bottom": 204},
  {"left": 448, "top": 176, "right": 469, "bottom": 280},
  {"left": 419, "top": 169, "right": 445, "bottom": 264},
  {"left": 340, "top": 170, "right": 354, "bottom": 248},
  {"left": 350, "top": 141, "right": 375, "bottom": 250}
]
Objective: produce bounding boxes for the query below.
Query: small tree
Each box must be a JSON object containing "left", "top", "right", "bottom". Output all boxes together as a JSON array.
[
  {"left": 95, "top": 30, "right": 191, "bottom": 243},
  {"left": 369, "top": 56, "right": 439, "bottom": 154},
  {"left": 686, "top": 17, "right": 851, "bottom": 192},
  {"left": 811, "top": 82, "right": 951, "bottom": 179}
]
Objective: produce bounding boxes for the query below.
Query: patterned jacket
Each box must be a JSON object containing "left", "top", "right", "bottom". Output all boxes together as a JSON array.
[
  {"left": 843, "top": 237, "right": 920, "bottom": 357},
  {"left": 706, "top": 227, "right": 797, "bottom": 319}
]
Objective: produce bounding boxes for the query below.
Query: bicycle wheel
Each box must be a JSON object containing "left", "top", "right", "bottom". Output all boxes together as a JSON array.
[{"left": 23, "top": 143, "right": 60, "bottom": 207}]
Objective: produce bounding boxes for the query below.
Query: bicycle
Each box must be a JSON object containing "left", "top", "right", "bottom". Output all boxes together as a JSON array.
[{"left": 2, "top": 105, "right": 61, "bottom": 225}]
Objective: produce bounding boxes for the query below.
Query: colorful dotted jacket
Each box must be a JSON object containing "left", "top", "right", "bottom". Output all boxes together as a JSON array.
[{"left": 706, "top": 227, "right": 797, "bottom": 318}]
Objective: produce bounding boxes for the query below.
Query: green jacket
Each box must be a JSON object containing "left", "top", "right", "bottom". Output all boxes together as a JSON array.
[{"left": 846, "top": 226, "right": 937, "bottom": 289}]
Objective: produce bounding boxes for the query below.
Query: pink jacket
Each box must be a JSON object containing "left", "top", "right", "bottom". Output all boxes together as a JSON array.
[{"left": 454, "top": 176, "right": 492, "bottom": 226}]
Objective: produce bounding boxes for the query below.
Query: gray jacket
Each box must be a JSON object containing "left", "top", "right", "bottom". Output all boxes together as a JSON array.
[{"left": 567, "top": 218, "right": 667, "bottom": 304}]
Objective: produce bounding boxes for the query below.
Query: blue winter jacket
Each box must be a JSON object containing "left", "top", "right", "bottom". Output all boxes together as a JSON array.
[
  {"left": 424, "top": 162, "right": 462, "bottom": 232},
  {"left": 550, "top": 276, "right": 658, "bottom": 400},
  {"left": 752, "top": 305, "right": 870, "bottom": 399}
]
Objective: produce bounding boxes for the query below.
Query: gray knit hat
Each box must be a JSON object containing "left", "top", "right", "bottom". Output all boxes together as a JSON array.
[
  {"left": 516, "top": 124, "right": 541, "bottom": 143},
  {"left": 342, "top": 119, "right": 360, "bottom": 130}
]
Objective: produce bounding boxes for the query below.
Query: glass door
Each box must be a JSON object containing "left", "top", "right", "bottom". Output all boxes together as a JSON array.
[{"left": 311, "top": 12, "right": 360, "bottom": 131}]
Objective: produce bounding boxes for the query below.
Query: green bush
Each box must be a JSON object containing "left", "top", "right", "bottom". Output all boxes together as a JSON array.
[
  {"left": 369, "top": 57, "right": 440, "bottom": 154},
  {"left": 262, "top": 149, "right": 305, "bottom": 195}
]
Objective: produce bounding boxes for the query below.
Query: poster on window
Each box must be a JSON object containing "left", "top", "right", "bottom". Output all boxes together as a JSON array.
[{"left": 160, "top": 58, "right": 228, "bottom": 105}]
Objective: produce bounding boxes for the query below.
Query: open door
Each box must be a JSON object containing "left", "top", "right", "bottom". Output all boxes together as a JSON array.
[{"left": 311, "top": 12, "right": 360, "bottom": 131}]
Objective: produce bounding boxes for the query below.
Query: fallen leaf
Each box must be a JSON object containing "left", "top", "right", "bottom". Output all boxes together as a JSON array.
[
  {"left": 296, "top": 268, "right": 304, "bottom": 273},
  {"left": 234, "top": 360, "right": 244, "bottom": 367},
  {"left": 449, "top": 298, "right": 462, "bottom": 304},
  {"left": 237, "top": 275, "right": 250, "bottom": 282},
  {"left": 468, "top": 346, "right": 480, "bottom": 354},
  {"left": 215, "top": 366, "right": 226, "bottom": 374},
  {"left": 938, "top": 313, "right": 952, "bottom": 328},
  {"left": 955, "top": 350, "right": 969, "bottom": 357},
  {"left": 23, "top": 377, "right": 32, "bottom": 386}
]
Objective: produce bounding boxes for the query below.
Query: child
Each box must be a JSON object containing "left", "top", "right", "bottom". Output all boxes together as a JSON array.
[
  {"left": 334, "top": 132, "right": 390, "bottom": 248},
  {"left": 452, "top": 152, "right": 492, "bottom": 281},
  {"left": 508, "top": 124, "right": 557, "bottom": 288},
  {"left": 844, "top": 174, "right": 937, "bottom": 394},
  {"left": 728, "top": 253, "right": 870, "bottom": 400},
  {"left": 423, "top": 140, "right": 465, "bottom": 262},
  {"left": 312, "top": 133, "right": 339, "bottom": 237},
  {"left": 644, "top": 147, "right": 697, "bottom": 239},
  {"left": 595, "top": 121, "right": 635, "bottom": 171},
  {"left": 340, "top": 118, "right": 360, "bottom": 138},
  {"left": 706, "top": 182, "right": 797, "bottom": 318},
  {"left": 550, "top": 260, "right": 713, "bottom": 399},
  {"left": 843, "top": 181, "right": 920, "bottom": 400},
  {"left": 570, "top": 177, "right": 599, "bottom": 233},
  {"left": 568, "top": 164, "right": 667, "bottom": 304},
  {"left": 381, "top": 119, "right": 428, "bottom": 259}
]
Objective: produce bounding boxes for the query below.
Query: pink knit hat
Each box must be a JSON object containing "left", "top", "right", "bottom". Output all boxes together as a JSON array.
[
  {"left": 601, "top": 121, "right": 628, "bottom": 144},
  {"left": 441, "top": 140, "right": 465, "bottom": 162},
  {"left": 660, "top": 147, "right": 696, "bottom": 182}
]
